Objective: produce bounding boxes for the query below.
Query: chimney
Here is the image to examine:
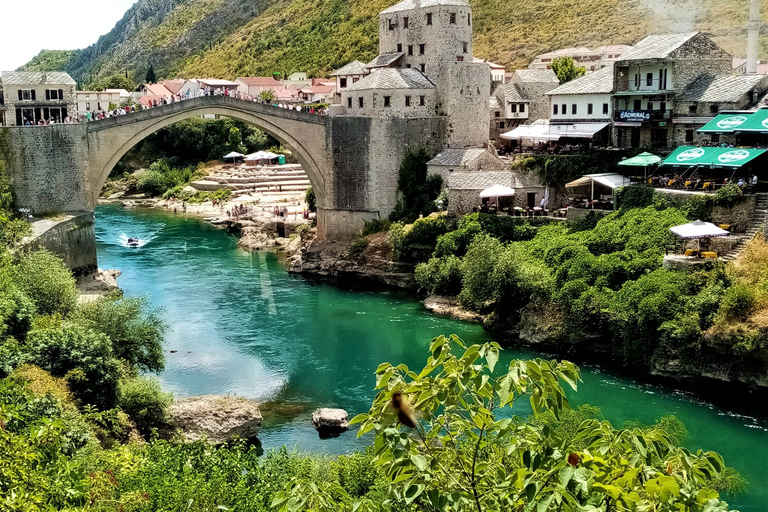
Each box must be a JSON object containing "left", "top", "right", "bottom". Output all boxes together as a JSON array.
[{"left": 747, "top": 0, "right": 760, "bottom": 74}]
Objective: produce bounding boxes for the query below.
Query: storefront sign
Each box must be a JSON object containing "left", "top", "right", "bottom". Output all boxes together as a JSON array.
[{"left": 619, "top": 110, "right": 651, "bottom": 122}]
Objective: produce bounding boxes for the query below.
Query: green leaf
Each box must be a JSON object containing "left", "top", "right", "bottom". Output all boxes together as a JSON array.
[
  {"left": 404, "top": 482, "right": 425, "bottom": 504},
  {"left": 487, "top": 346, "right": 499, "bottom": 373},
  {"left": 411, "top": 454, "right": 428, "bottom": 471}
]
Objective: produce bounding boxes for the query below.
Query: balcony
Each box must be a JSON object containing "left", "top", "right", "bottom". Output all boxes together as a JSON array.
[
  {"left": 614, "top": 109, "right": 671, "bottom": 123},
  {"left": 506, "top": 111, "right": 529, "bottom": 119}
]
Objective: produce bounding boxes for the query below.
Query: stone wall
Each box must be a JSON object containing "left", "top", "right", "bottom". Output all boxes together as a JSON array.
[
  {"left": 2, "top": 125, "right": 91, "bottom": 214},
  {"left": 340, "top": 88, "right": 437, "bottom": 118},
  {"left": 18, "top": 212, "right": 97, "bottom": 277},
  {"left": 437, "top": 61, "right": 490, "bottom": 148}
]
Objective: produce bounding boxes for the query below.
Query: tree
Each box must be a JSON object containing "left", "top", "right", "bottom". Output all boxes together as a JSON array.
[
  {"left": 145, "top": 63, "right": 157, "bottom": 84},
  {"left": 228, "top": 127, "right": 246, "bottom": 154},
  {"left": 92, "top": 74, "right": 135, "bottom": 92},
  {"left": 390, "top": 148, "right": 442, "bottom": 222},
  {"left": 259, "top": 89, "right": 276, "bottom": 103},
  {"left": 338, "top": 335, "right": 734, "bottom": 512},
  {"left": 13, "top": 251, "right": 78, "bottom": 317},
  {"left": 305, "top": 187, "right": 317, "bottom": 213},
  {"left": 551, "top": 56, "right": 586, "bottom": 84}
]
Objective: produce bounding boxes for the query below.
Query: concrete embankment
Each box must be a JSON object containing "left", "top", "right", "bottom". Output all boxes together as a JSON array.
[{"left": 18, "top": 212, "right": 97, "bottom": 277}]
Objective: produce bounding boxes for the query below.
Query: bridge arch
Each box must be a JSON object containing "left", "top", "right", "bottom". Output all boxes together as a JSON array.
[{"left": 86, "top": 97, "right": 332, "bottom": 211}]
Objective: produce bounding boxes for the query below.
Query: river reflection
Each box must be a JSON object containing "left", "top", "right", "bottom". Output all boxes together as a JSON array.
[{"left": 95, "top": 204, "right": 766, "bottom": 511}]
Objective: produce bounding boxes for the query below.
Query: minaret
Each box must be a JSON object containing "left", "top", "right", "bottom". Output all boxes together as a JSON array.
[{"left": 747, "top": 0, "right": 760, "bottom": 74}]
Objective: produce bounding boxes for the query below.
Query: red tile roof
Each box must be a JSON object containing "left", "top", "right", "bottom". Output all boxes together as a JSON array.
[
  {"left": 237, "top": 77, "right": 283, "bottom": 87},
  {"left": 160, "top": 79, "right": 186, "bottom": 94}
]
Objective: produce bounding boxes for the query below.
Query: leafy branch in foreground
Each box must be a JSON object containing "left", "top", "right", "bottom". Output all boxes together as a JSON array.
[{"left": 277, "top": 335, "right": 738, "bottom": 512}]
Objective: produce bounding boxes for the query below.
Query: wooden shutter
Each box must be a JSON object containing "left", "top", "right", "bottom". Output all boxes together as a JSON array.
[
  {"left": 46, "top": 90, "right": 51, "bottom": 100},
  {"left": 59, "top": 89, "right": 64, "bottom": 100},
  {"left": 31, "top": 90, "right": 36, "bottom": 101},
  {"left": 15, "top": 109, "right": 22, "bottom": 125},
  {"left": 18, "top": 90, "right": 22, "bottom": 100}
]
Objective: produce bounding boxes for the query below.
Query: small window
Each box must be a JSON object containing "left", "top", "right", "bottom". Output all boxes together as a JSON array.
[
  {"left": 634, "top": 74, "right": 640, "bottom": 88},
  {"left": 646, "top": 73, "right": 653, "bottom": 86},
  {"left": 553, "top": 104, "right": 558, "bottom": 115},
  {"left": 498, "top": 122, "right": 504, "bottom": 129},
  {"left": 634, "top": 99, "right": 642, "bottom": 111},
  {"left": 712, "top": 134, "right": 720, "bottom": 143},
  {"left": 405, "top": 96, "right": 411, "bottom": 106},
  {"left": 419, "top": 43, "right": 425, "bottom": 55},
  {"left": 468, "top": 13, "right": 471, "bottom": 25},
  {"left": 358, "top": 97, "right": 364, "bottom": 108},
  {"left": 685, "top": 129, "right": 694, "bottom": 143},
  {"left": 426, "top": 13, "right": 432, "bottom": 25},
  {"left": 587, "top": 104, "right": 593, "bottom": 115},
  {"left": 561, "top": 104, "right": 566, "bottom": 114},
  {"left": 403, "top": 16, "right": 409, "bottom": 28},
  {"left": 397, "top": 43, "right": 403, "bottom": 52},
  {"left": 450, "top": 13, "right": 456, "bottom": 24},
  {"left": 603, "top": 103, "right": 609, "bottom": 115},
  {"left": 420, "top": 63, "right": 426, "bottom": 73},
  {"left": 463, "top": 42, "right": 468, "bottom": 54},
  {"left": 519, "top": 103, "right": 526, "bottom": 113},
  {"left": 419, "top": 95, "right": 426, "bottom": 106},
  {"left": 388, "top": 19, "right": 395, "bottom": 30},
  {"left": 347, "top": 97, "right": 352, "bottom": 108},
  {"left": 340, "top": 77, "right": 347, "bottom": 88},
  {"left": 86, "top": 102, "right": 91, "bottom": 111},
  {"left": 457, "top": 56, "right": 464, "bottom": 62},
  {"left": 353, "top": 77, "right": 360, "bottom": 83},
  {"left": 572, "top": 104, "right": 577, "bottom": 115},
  {"left": 494, "top": 111, "right": 500, "bottom": 117},
  {"left": 408, "top": 45, "right": 413, "bottom": 56},
  {"left": 709, "top": 104, "right": 719, "bottom": 114},
  {"left": 384, "top": 96, "right": 391, "bottom": 107},
  {"left": 509, "top": 103, "right": 517, "bottom": 113}
]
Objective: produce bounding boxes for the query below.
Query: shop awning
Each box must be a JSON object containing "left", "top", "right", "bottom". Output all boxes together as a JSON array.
[
  {"left": 731, "top": 108, "right": 768, "bottom": 133},
  {"left": 500, "top": 124, "right": 561, "bottom": 141},
  {"left": 698, "top": 113, "right": 753, "bottom": 133},
  {"left": 662, "top": 146, "right": 767, "bottom": 167},
  {"left": 670, "top": 220, "right": 730, "bottom": 239},
  {"left": 618, "top": 152, "right": 662, "bottom": 167},
  {"left": 557, "top": 122, "right": 611, "bottom": 139},
  {"left": 565, "top": 173, "right": 631, "bottom": 190},
  {"left": 479, "top": 185, "right": 515, "bottom": 198}
]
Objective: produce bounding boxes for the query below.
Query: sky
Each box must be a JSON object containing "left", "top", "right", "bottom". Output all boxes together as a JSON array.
[{"left": 0, "top": 0, "right": 138, "bottom": 71}]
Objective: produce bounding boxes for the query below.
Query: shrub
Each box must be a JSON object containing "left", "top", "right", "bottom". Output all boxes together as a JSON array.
[
  {"left": 715, "top": 184, "right": 744, "bottom": 208},
  {"left": 616, "top": 185, "right": 655, "bottom": 209},
  {"left": 390, "top": 148, "right": 442, "bottom": 222},
  {"left": 387, "top": 222, "right": 407, "bottom": 259},
  {"left": 14, "top": 250, "right": 78, "bottom": 317},
  {"left": 306, "top": 187, "right": 317, "bottom": 212},
  {"left": 362, "top": 218, "right": 391, "bottom": 236},
  {"left": 347, "top": 237, "right": 369, "bottom": 260},
  {"left": 0, "top": 287, "right": 35, "bottom": 341},
  {"left": 22, "top": 326, "right": 121, "bottom": 409},
  {"left": 415, "top": 256, "right": 463, "bottom": 296},
  {"left": 682, "top": 194, "right": 714, "bottom": 221},
  {"left": 433, "top": 219, "right": 482, "bottom": 258},
  {"left": 459, "top": 234, "right": 504, "bottom": 309},
  {"left": 72, "top": 296, "right": 167, "bottom": 374},
  {"left": 10, "top": 364, "right": 75, "bottom": 407},
  {"left": 118, "top": 375, "right": 173, "bottom": 437},
  {"left": 719, "top": 283, "right": 755, "bottom": 321},
  {"left": 402, "top": 216, "right": 451, "bottom": 247}
]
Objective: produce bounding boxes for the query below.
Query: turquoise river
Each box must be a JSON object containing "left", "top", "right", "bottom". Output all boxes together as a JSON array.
[{"left": 95, "top": 204, "right": 767, "bottom": 511}]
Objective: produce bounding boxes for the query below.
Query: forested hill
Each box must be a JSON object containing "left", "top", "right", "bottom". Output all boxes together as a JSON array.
[{"left": 20, "top": 0, "right": 768, "bottom": 83}]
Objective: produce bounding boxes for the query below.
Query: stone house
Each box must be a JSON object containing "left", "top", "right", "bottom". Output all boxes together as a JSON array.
[
  {"left": 611, "top": 32, "right": 732, "bottom": 149},
  {"left": 342, "top": 68, "right": 437, "bottom": 118},
  {"left": 672, "top": 74, "right": 768, "bottom": 146},
  {"left": 490, "top": 69, "right": 558, "bottom": 143},
  {"left": 330, "top": 61, "right": 368, "bottom": 102},
  {"left": 445, "top": 169, "right": 550, "bottom": 214},
  {"left": 530, "top": 45, "right": 631, "bottom": 73},
  {"left": 427, "top": 147, "right": 506, "bottom": 185},
  {"left": 76, "top": 91, "right": 122, "bottom": 115},
  {"left": 0, "top": 71, "right": 77, "bottom": 125},
  {"left": 235, "top": 77, "right": 284, "bottom": 98}
]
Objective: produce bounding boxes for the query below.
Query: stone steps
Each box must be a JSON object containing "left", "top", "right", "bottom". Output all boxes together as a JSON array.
[{"left": 722, "top": 193, "right": 768, "bottom": 260}]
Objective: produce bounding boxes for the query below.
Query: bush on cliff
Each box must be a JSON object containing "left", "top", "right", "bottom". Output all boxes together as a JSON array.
[
  {"left": 118, "top": 374, "right": 173, "bottom": 437},
  {"left": 13, "top": 250, "right": 78, "bottom": 317}
]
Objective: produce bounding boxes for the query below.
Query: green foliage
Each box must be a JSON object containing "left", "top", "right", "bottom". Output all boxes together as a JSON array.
[
  {"left": 390, "top": 148, "right": 442, "bottom": 223},
  {"left": 415, "top": 255, "right": 463, "bottom": 296},
  {"left": 71, "top": 296, "right": 167, "bottom": 374},
  {"left": 718, "top": 283, "right": 755, "bottom": 321},
  {"left": 362, "top": 218, "right": 392, "bottom": 236},
  {"left": 516, "top": 153, "right": 631, "bottom": 188},
  {"left": 616, "top": 185, "right": 655, "bottom": 209},
  {"left": 17, "top": 49, "right": 77, "bottom": 72},
  {"left": 89, "top": 74, "right": 135, "bottom": 92},
  {"left": 551, "top": 56, "right": 587, "bottom": 83},
  {"left": 683, "top": 194, "right": 715, "bottom": 221},
  {"left": 387, "top": 222, "right": 407, "bottom": 259},
  {"left": 348, "top": 237, "right": 369, "bottom": 260},
  {"left": 13, "top": 251, "right": 78, "bottom": 317},
  {"left": 228, "top": 126, "right": 246, "bottom": 154},
  {"left": 306, "top": 187, "right": 317, "bottom": 213},
  {"left": 260, "top": 89, "right": 276, "bottom": 102},
  {"left": 17, "top": 326, "right": 121, "bottom": 409},
  {"left": 145, "top": 62, "right": 157, "bottom": 83},
  {"left": 118, "top": 375, "right": 172, "bottom": 437},
  {"left": 136, "top": 159, "right": 196, "bottom": 197},
  {"left": 715, "top": 184, "right": 744, "bottom": 208}
]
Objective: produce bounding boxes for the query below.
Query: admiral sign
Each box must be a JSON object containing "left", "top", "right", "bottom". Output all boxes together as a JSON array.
[{"left": 619, "top": 110, "right": 651, "bottom": 122}]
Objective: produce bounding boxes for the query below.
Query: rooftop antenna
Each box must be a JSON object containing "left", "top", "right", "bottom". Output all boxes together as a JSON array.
[{"left": 747, "top": 0, "right": 760, "bottom": 74}]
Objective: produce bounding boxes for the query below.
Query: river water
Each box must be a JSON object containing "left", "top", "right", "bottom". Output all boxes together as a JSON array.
[{"left": 95, "top": 204, "right": 767, "bottom": 511}]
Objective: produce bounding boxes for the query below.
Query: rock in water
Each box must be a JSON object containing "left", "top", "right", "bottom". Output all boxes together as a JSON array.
[
  {"left": 311, "top": 408, "right": 349, "bottom": 436},
  {"left": 169, "top": 395, "right": 262, "bottom": 444}
]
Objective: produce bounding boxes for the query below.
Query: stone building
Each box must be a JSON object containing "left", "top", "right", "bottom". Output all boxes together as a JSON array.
[
  {"left": 330, "top": 61, "right": 368, "bottom": 102},
  {"left": 235, "top": 77, "right": 284, "bottom": 98},
  {"left": 445, "top": 168, "right": 550, "bottom": 215},
  {"left": 339, "top": 0, "right": 490, "bottom": 148},
  {"left": 76, "top": 91, "right": 123, "bottom": 115},
  {"left": 530, "top": 45, "right": 631, "bottom": 73},
  {"left": 672, "top": 74, "right": 768, "bottom": 146},
  {"left": 490, "top": 69, "right": 558, "bottom": 143},
  {"left": 0, "top": 71, "right": 77, "bottom": 125},
  {"left": 426, "top": 147, "right": 506, "bottom": 184},
  {"left": 612, "top": 32, "right": 732, "bottom": 149}
]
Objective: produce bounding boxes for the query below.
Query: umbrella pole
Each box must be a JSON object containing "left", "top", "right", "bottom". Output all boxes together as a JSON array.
[{"left": 591, "top": 181, "right": 595, "bottom": 209}]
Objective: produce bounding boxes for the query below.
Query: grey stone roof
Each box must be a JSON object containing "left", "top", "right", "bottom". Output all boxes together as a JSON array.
[
  {"left": 448, "top": 171, "right": 515, "bottom": 190},
  {"left": 382, "top": 0, "right": 469, "bottom": 14},
  {"left": 547, "top": 64, "right": 614, "bottom": 96},
  {"left": 366, "top": 53, "right": 405, "bottom": 69},
  {"left": 428, "top": 148, "right": 488, "bottom": 167},
  {"left": 345, "top": 68, "right": 435, "bottom": 91},
  {"left": 489, "top": 95, "right": 502, "bottom": 109},
  {"left": 1, "top": 71, "right": 76, "bottom": 85},
  {"left": 514, "top": 69, "right": 559, "bottom": 83},
  {"left": 679, "top": 74, "right": 766, "bottom": 103},
  {"left": 331, "top": 60, "right": 368, "bottom": 76},
  {"left": 498, "top": 83, "right": 528, "bottom": 102},
  {"left": 618, "top": 32, "right": 699, "bottom": 61}
]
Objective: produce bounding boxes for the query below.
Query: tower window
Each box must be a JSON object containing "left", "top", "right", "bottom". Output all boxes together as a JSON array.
[
  {"left": 408, "top": 45, "right": 413, "bottom": 56},
  {"left": 419, "top": 95, "right": 426, "bottom": 106},
  {"left": 468, "top": 13, "right": 471, "bottom": 25},
  {"left": 420, "top": 63, "right": 426, "bottom": 73},
  {"left": 450, "top": 13, "right": 456, "bottom": 24},
  {"left": 397, "top": 43, "right": 402, "bottom": 52},
  {"left": 463, "top": 42, "right": 468, "bottom": 53},
  {"left": 384, "top": 96, "right": 391, "bottom": 107},
  {"left": 405, "top": 96, "right": 411, "bottom": 106},
  {"left": 358, "top": 97, "right": 364, "bottom": 108},
  {"left": 419, "top": 43, "right": 425, "bottom": 55},
  {"left": 403, "top": 16, "right": 409, "bottom": 28},
  {"left": 426, "top": 13, "right": 432, "bottom": 25},
  {"left": 347, "top": 97, "right": 352, "bottom": 108}
]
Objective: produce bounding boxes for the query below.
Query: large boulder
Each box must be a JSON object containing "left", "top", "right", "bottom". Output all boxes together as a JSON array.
[
  {"left": 169, "top": 395, "right": 262, "bottom": 444},
  {"left": 311, "top": 408, "right": 349, "bottom": 436}
]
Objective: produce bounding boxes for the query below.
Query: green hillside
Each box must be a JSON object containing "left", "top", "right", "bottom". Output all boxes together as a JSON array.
[
  {"left": 23, "top": 0, "right": 768, "bottom": 82},
  {"left": 17, "top": 50, "right": 79, "bottom": 73}
]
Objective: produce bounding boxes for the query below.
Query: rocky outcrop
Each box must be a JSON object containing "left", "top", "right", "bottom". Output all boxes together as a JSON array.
[
  {"left": 78, "top": 269, "right": 123, "bottom": 302},
  {"left": 424, "top": 296, "right": 483, "bottom": 323},
  {"left": 311, "top": 408, "right": 349, "bottom": 435},
  {"left": 169, "top": 395, "right": 262, "bottom": 444}
]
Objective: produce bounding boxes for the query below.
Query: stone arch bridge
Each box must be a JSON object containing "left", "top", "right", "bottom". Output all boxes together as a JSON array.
[{"left": 3, "top": 95, "right": 446, "bottom": 240}]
